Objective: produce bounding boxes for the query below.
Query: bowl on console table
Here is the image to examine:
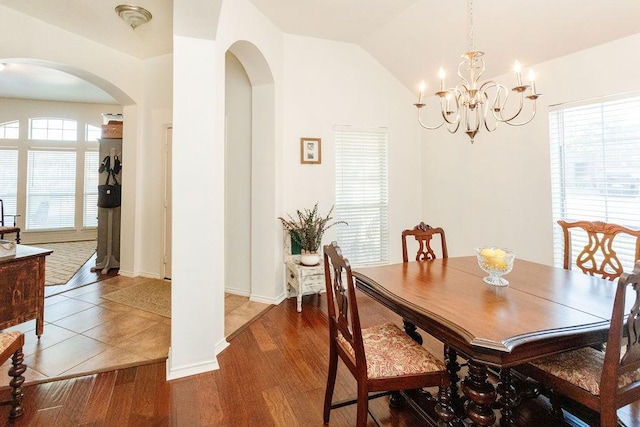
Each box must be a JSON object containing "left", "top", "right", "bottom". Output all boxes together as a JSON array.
[{"left": 475, "top": 246, "right": 515, "bottom": 286}]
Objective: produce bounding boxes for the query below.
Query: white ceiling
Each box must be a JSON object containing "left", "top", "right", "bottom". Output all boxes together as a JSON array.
[{"left": 1, "top": 0, "right": 640, "bottom": 104}]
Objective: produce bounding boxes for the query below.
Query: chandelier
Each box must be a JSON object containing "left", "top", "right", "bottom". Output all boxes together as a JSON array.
[{"left": 413, "top": 0, "right": 540, "bottom": 142}]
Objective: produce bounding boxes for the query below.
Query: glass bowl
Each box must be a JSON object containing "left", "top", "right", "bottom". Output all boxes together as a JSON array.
[{"left": 475, "top": 247, "right": 515, "bottom": 286}]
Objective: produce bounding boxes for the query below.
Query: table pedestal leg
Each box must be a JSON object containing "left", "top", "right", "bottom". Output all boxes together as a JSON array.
[
  {"left": 445, "top": 345, "right": 462, "bottom": 402},
  {"left": 462, "top": 360, "right": 497, "bottom": 427},
  {"left": 497, "top": 367, "right": 516, "bottom": 427},
  {"left": 403, "top": 319, "right": 423, "bottom": 344}
]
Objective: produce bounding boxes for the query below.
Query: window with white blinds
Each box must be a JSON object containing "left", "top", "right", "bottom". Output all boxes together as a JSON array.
[
  {"left": 550, "top": 94, "right": 640, "bottom": 272},
  {"left": 84, "top": 151, "right": 99, "bottom": 227},
  {"left": 334, "top": 127, "right": 389, "bottom": 266},
  {"left": 26, "top": 150, "right": 77, "bottom": 229},
  {"left": 0, "top": 149, "right": 19, "bottom": 215}
]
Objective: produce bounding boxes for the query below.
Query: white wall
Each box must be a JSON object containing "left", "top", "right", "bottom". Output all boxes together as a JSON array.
[
  {"left": 420, "top": 33, "right": 640, "bottom": 265},
  {"left": 281, "top": 35, "right": 424, "bottom": 263},
  {"left": 225, "top": 52, "right": 252, "bottom": 296}
]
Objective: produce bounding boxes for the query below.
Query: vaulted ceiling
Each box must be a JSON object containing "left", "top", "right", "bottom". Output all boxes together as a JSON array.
[{"left": 1, "top": 0, "right": 639, "bottom": 103}]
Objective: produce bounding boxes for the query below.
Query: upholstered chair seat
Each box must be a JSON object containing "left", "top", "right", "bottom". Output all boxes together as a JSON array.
[
  {"left": 529, "top": 347, "right": 640, "bottom": 396},
  {"left": 338, "top": 322, "right": 447, "bottom": 380}
]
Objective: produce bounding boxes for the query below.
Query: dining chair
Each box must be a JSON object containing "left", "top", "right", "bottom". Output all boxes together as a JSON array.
[
  {"left": 401, "top": 221, "right": 448, "bottom": 262},
  {"left": 516, "top": 260, "right": 640, "bottom": 427},
  {"left": 401, "top": 222, "right": 449, "bottom": 342},
  {"left": 401, "top": 222, "right": 465, "bottom": 398},
  {"left": 0, "top": 331, "right": 26, "bottom": 419},
  {"left": 558, "top": 219, "right": 640, "bottom": 281},
  {"left": 0, "top": 199, "right": 20, "bottom": 244},
  {"left": 322, "top": 241, "right": 456, "bottom": 427}
]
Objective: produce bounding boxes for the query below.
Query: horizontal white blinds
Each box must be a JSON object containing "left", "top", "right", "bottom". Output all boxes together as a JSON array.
[
  {"left": 27, "top": 150, "right": 76, "bottom": 230},
  {"left": 0, "top": 149, "right": 19, "bottom": 216},
  {"left": 334, "top": 127, "right": 389, "bottom": 266},
  {"left": 84, "top": 151, "right": 99, "bottom": 227},
  {"left": 550, "top": 95, "right": 640, "bottom": 272}
]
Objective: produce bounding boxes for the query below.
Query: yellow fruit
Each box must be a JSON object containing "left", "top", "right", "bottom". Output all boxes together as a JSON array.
[{"left": 480, "top": 248, "right": 495, "bottom": 257}]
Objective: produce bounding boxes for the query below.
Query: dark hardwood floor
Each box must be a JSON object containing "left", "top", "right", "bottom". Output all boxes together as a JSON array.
[{"left": 3, "top": 288, "right": 639, "bottom": 426}]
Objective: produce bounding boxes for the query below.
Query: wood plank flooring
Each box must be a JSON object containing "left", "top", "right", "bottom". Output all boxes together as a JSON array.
[{"left": 3, "top": 289, "right": 640, "bottom": 426}]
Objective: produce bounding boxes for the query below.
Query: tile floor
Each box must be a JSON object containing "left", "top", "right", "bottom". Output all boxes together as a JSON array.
[{"left": 0, "top": 274, "right": 270, "bottom": 387}]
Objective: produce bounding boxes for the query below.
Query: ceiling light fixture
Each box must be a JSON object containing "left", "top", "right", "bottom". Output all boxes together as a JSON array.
[
  {"left": 115, "top": 4, "right": 152, "bottom": 30},
  {"left": 414, "top": 0, "right": 541, "bottom": 143}
]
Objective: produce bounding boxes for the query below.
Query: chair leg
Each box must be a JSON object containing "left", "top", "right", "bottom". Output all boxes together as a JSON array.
[
  {"left": 323, "top": 344, "right": 338, "bottom": 424},
  {"left": 356, "top": 382, "right": 369, "bottom": 427},
  {"left": 8, "top": 348, "right": 26, "bottom": 419}
]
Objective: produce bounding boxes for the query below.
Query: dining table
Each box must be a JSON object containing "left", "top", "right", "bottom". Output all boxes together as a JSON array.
[{"left": 353, "top": 256, "right": 626, "bottom": 426}]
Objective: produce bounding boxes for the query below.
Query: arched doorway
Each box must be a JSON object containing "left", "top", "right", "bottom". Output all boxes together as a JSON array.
[{"left": 224, "top": 41, "right": 277, "bottom": 309}]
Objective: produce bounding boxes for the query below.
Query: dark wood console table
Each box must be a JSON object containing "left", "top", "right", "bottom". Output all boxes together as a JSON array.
[{"left": 0, "top": 245, "right": 52, "bottom": 337}]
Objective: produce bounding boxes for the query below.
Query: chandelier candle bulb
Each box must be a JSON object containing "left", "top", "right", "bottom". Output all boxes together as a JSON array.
[
  {"left": 438, "top": 67, "right": 446, "bottom": 91},
  {"left": 418, "top": 81, "right": 425, "bottom": 103},
  {"left": 514, "top": 61, "right": 523, "bottom": 86},
  {"left": 528, "top": 70, "right": 536, "bottom": 94}
]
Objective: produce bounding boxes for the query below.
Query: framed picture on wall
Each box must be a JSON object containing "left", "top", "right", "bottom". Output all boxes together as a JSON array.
[{"left": 300, "top": 138, "right": 321, "bottom": 164}]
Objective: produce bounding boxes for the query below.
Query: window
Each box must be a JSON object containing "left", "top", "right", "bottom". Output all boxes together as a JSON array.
[
  {"left": 334, "top": 126, "right": 389, "bottom": 265},
  {"left": 29, "top": 118, "right": 77, "bottom": 141},
  {"left": 550, "top": 94, "right": 640, "bottom": 271},
  {"left": 84, "top": 151, "right": 99, "bottom": 227},
  {"left": 26, "top": 150, "right": 77, "bottom": 229},
  {"left": 0, "top": 149, "right": 19, "bottom": 214},
  {"left": 86, "top": 124, "right": 101, "bottom": 142},
  {"left": 0, "top": 121, "right": 19, "bottom": 139}
]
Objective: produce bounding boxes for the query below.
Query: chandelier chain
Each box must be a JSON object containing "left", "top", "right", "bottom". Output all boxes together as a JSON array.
[{"left": 468, "top": 0, "right": 474, "bottom": 52}]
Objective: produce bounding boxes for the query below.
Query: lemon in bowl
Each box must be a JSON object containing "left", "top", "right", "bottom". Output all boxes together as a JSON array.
[{"left": 475, "top": 246, "right": 515, "bottom": 286}]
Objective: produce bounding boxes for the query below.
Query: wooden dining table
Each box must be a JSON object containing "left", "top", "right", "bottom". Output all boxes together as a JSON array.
[{"left": 353, "top": 256, "right": 625, "bottom": 426}]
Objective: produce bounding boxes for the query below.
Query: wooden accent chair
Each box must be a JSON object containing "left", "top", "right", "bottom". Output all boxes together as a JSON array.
[
  {"left": 558, "top": 219, "right": 640, "bottom": 281},
  {"left": 517, "top": 261, "right": 640, "bottom": 427},
  {"left": 0, "top": 199, "right": 20, "bottom": 244},
  {"left": 401, "top": 222, "right": 448, "bottom": 262},
  {"left": 322, "top": 241, "right": 456, "bottom": 427},
  {"left": 0, "top": 331, "right": 26, "bottom": 419}
]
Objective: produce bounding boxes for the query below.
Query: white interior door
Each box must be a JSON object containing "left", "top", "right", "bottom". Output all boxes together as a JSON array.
[{"left": 163, "top": 126, "right": 173, "bottom": 279}]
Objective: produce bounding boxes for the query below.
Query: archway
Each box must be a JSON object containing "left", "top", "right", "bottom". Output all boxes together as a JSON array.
[{"left": 224, "top": 41, "right": 276, "bottom": 304}]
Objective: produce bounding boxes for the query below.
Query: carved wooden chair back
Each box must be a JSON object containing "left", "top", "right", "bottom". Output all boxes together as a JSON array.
[
  {"left": 322, "top": 241, "right": 456, "bottom": 427},
  {"left": 558, "top": 219, "right": 640, "bottom": 281},
  {"left": 401, "top": 222, "right": 448, "bottom": 262},
  {"left": 519, "top": 261, "right": 640, "bottom": 426},
  {"left": 0, "top": 199, "right": 20, "bottom": 243}
]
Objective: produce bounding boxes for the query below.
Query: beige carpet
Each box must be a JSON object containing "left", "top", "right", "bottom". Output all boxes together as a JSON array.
[
  {"left": 37, "top": 240, "right": 97, "bottom": 286},
  {"left": 101, "top": 279, "right": 171, "bottom": 318}
]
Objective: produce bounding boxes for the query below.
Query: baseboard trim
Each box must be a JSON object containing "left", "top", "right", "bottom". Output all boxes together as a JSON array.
[
  {"left": 165, "top": 343, "right": 227, "bottom": 381},
  {"left": 250, "top": 291, "right": 286, "bottom": 305}
]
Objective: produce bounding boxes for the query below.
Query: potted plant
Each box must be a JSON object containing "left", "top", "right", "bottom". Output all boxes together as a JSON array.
[{"left": 278, "top": 203, "right": 347, "bottom": 266}]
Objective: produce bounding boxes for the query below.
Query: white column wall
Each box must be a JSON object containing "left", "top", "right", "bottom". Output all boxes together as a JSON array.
[
  {"left": 168, "top": 35, "right": 225, "bottom": 379},
  {"left": 421, "top": 34, "right": 640, "bottom": 265}
]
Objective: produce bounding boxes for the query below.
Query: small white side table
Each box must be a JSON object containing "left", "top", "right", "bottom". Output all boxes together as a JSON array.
[{"left": 285, "top": 255, "right": 325, "bottom": 312}]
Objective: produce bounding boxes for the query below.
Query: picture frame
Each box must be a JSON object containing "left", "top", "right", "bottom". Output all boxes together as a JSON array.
[{"left": 300, "top": 138, "right": 321, "bottom": 164}]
